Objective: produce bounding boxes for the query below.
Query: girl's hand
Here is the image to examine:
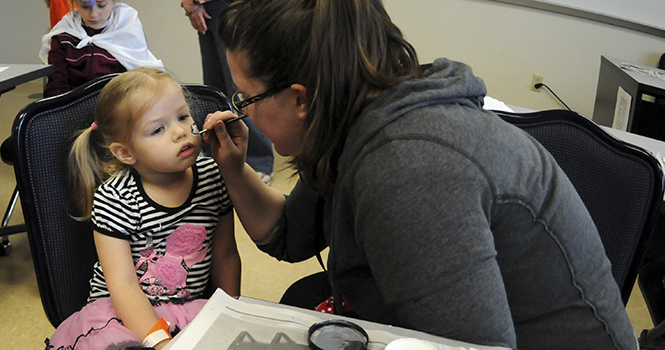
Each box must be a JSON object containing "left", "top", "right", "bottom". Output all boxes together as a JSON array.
[{"left": 203, "top": 110, "right": 249, "bottom": 175}]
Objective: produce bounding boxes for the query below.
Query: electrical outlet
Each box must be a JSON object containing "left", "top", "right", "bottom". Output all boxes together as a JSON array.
[{"left": 531, "top": 74, "right": 544, "bottom": 92}]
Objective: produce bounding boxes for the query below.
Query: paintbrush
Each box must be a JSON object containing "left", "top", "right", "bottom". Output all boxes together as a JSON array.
[{"left": 191, "top": 115, "right": 249, "bottom": 135}]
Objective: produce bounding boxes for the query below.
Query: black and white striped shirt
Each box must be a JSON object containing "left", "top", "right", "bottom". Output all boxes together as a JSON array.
[{"left": 88, "top": 157, "right": 232, "bottom": 304}]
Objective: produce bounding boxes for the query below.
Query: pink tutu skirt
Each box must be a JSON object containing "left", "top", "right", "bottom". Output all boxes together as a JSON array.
[{"left": 45, "top": 297, "right": 207, "bottom": 350}]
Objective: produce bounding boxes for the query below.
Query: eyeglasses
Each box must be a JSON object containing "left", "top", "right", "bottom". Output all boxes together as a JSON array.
[{"left": 231, "top": 85, "right": 291, "bottom": 116}]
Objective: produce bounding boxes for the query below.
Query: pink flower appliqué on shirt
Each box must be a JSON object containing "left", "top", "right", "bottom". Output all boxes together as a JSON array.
[{"left": 138, "top": 224, "right": 209, "bottom": 296}]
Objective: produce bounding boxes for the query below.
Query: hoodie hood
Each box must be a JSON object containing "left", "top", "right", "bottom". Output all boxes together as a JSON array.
[{"left": 341, "top": 57, "right": 488, "bottom": 166}]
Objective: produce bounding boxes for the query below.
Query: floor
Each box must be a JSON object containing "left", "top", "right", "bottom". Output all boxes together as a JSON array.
[{"left": 0, "top": 80, "right": 656, "bottom": 348}]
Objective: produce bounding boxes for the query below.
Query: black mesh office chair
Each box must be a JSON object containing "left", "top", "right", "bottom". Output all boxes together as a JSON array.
[
  {"left": 1, "top": 118, "right": 27, "bottom": 256},
  {"left": 12, "top": 73, "right": 231, "bottom": 327},
  {"left": 494, "top": 109, "right": 664, "bottom": 305}
]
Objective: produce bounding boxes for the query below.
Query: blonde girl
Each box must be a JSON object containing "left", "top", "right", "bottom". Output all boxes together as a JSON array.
[{"left": 46, "top": 68, "right": 240, "bottom": 350}]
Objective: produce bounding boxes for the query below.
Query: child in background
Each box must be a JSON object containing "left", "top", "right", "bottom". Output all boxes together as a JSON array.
[
  {"left": 46, "top": 68, "right": 240, "bottom": 350},
  {"left": 39, "top": 0, "right": 162, "bottom": 97}
]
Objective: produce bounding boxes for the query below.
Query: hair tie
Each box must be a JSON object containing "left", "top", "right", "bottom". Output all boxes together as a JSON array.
[{"left": 91, "top": 121, "right": 98, "bottom": 131}]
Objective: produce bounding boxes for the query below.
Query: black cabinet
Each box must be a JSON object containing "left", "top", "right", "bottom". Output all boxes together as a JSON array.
[{"left": 593, "top": 56, "right": 665, "bottom": 141}]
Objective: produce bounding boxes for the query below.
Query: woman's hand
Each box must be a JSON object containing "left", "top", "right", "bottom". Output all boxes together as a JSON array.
[
  {"left": 203, "top": 111, "right": 286, "bottom": 242},
  {"left": 203, "top": 110, "right": 249, "bottom": 176}
]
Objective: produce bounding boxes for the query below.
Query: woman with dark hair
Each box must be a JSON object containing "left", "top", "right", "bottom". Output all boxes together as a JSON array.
[{"left": 202, "top": 0, "right": 637, "bottom": 349}]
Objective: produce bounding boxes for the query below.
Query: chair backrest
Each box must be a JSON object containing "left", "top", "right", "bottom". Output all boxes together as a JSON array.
[
  {"left": 12, "top": 74, "right": 231, "bottom": 327},
  {"left": 494, "top": 109, "right": 664, "bottom": 304}
]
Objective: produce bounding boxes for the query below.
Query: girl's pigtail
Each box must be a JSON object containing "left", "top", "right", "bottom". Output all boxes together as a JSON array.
[{"left": 68, "top": 127, "right": 103, "bottom": 220}]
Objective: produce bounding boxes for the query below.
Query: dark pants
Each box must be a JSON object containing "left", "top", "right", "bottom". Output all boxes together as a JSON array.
[{"left": 199, "top": 0, "right": 274, "bottom": 174}]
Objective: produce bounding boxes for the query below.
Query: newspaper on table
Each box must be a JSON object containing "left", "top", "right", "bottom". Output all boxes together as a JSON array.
[{"left": 166, "top": 288, "right": 510, "bottom": 350}]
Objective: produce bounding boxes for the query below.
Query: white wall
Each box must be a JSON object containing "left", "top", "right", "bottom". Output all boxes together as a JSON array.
[
  {"left": 0, "top": 2, "right": 50, "bottom": 64},
  {"left": 3, "top": 0, "right": 665, "bottom": 118},
  {"left": 120, "top": 0, "right": 202, "bottom": 84},
  {"left": 383, "top": 0, "right": 665, "bottom": 117}
]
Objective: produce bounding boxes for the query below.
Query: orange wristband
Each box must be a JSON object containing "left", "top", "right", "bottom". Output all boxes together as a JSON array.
[{"left": 143, "top": 317, "right": 172, "bottom": 348}]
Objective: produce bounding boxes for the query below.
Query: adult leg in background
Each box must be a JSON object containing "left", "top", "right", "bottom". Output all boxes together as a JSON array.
[{"left": 199, "top": 0, "right": 275, "bottom": 178}]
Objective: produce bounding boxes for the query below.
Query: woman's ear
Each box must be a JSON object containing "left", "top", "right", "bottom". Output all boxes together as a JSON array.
[
  {"left": 110, "top": 142, "right": 136, "bottom": 165},
  {"left": 291, "top": 84, "right": 308, "bottom": 121}
]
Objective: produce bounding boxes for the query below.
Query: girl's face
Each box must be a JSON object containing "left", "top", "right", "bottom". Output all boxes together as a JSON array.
[
  {"left": 226, "top": 50, "right": 307, "bottom": 156},
  {"left": 75, "top": 0, "right": 114, "bottom": 29},
  {"left": 124, "top": 82, "right": 202, "bottom": 177}
]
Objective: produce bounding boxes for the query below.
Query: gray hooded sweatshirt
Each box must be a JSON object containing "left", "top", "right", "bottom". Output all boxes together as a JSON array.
[{"left": 258, "top": 58, "right": 637, "bottom": 350}]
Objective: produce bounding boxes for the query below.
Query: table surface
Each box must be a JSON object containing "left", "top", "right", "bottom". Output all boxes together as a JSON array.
[
  {"left": 603, "top": 126, "right": 665, "bottom": 156},
  {"left": 0, "top": 64, "right": 53, "bottom": 95},
  {"left": 164, "top": 289, "right": 510, "bottom": 350}
]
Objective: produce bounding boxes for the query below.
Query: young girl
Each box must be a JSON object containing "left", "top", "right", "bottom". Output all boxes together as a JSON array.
[
  {"left": 46, "top": 68, "right": 240, "bottom": 350},
  {"left": 39, "top": 0, "right": 163, "bottom": 97}
]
